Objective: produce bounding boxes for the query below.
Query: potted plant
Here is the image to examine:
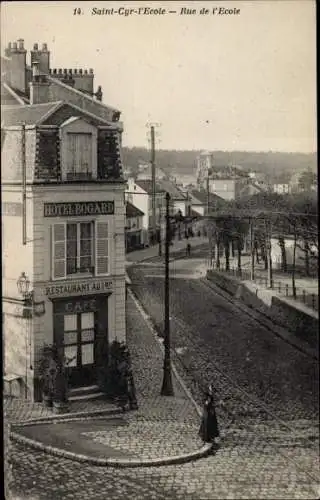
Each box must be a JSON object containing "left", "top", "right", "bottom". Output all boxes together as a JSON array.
[
  {"left": 98, "top": 341, "right": 137, "bottom": 411},
  {"left": 38, "top": 345, "right": 57, "bottom": 407}
]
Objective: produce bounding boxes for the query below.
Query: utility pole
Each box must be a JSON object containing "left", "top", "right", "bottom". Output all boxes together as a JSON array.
[
  {"left": 250, "top": 217, "right": 255, "bottom": 281},
  {"left": 150, "top": 125, "right": 157, "bottom": 246},
  {"left": 161, "top": 192, "right": 174, "bottom": 396},
  {"left": 158, "top": 201, "right": 162, "bottom": 256},
  {"left": 206, "top": 176, "right": 213, "bottom": 267},
  {"left": 21, "top": 122, "right": 27, "bottom": 246},
  {"left": 265, "top": 218, "right": 273, "bottom": 288}
]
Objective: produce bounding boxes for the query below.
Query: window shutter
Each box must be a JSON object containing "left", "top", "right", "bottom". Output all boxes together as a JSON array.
[
  {"left": 95, "top": 222, "right": 109, "bottom": 275},
  {"left": 52, "top": 223, "right": 66, "bottom": 279}
]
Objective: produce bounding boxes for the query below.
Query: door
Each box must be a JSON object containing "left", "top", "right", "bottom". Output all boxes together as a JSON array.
[{"left": 63, "top": 310, "right": 96, "bottom": 387}]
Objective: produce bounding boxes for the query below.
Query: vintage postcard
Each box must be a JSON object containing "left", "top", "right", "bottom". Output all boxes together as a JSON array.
[{"left": 2, "top": 1, "right": 318, "bottom": 499}]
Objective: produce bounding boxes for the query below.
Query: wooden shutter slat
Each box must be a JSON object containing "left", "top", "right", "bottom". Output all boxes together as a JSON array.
[
  {"left": 95, "top": 222, "right": 109, "bottom": 275},
  {"left": 52, "top": 223, "right": 66, "bottom": 279}
]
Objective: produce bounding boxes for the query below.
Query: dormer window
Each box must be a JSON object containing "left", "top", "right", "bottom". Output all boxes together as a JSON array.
[
  {"left": 66, "top": 132, "right": 92, "bottom": 180},
  {"left": 60, "top": 117, "right": 97, "bottom": 181}
]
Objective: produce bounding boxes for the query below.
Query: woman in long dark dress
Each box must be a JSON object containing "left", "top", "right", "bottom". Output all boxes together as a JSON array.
[{"left": 199, "top": 385, "right": 220, "bottom": 443}]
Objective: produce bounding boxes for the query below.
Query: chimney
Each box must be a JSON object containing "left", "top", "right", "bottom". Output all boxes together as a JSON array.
[
  {"left": 7, "top": 39, "right": 27, "bottom": 93},
  {"left": 30, "top": 42, "right": 50, "bottom": 74},
  {"left": 95, "top": 85, "right": 103, "bottom": 102},
  {"left": 29, "top": 61, "right": 50, "bottom": 104}
]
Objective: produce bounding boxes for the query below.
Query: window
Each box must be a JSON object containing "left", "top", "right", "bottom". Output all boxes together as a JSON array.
[
  {"left": 52, "top": 221, "right": 109, "bottom": 279},
  {"left": 66, "top": 133, "right": 92, "bottom": 180},
  {"left": 66, "top": 222, "right": 93, "bottom": 275}
]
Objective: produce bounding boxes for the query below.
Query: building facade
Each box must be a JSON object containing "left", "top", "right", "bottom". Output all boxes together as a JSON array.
[
  {"left": 273, "top": 183, "right": 290, "bottom": 195},
  {"left": 125, "top": 178, "right": 166, "bottom": 246},
  {"left": 125, "top": 202, "right": 144, "bottom": 251},
  {"left": 2, "top": 40, "right": 126, "bottom": 400}
]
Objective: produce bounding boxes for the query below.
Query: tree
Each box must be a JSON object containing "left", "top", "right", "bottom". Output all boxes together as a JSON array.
[{"left": 298, "top": 169, "right": 317, "bottom": 192}]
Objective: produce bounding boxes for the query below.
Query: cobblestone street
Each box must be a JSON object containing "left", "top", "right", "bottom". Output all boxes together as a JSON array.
[{"left": 5, "top": 284, "right": 319, "bottom": 499}]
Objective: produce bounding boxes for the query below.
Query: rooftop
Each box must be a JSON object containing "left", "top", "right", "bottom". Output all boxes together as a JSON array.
[
  {"left": 191, "top": 190, "right": 225, "bottom": 205},
  {"left": 1, "top": 102, "right": 62, "bottom": 126},
  {"left": 1, "top": 101, "right": 117, "bottom": 128},
  {"left": 135, "top": 179, "right": 164, "bottom": 194},
  {"left": 126, "top": 202, "right": 145, "bottom": 218}
]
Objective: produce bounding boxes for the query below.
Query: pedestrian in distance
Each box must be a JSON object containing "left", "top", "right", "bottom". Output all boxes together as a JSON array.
[
  {"left": 186, "top": 242, "right": 191, "bottom": 257},
  {"left": 199, "top": 384, "right": 220, "bottom": 446}
]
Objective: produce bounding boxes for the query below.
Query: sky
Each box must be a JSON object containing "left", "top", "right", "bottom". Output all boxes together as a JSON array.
[{"left": 1, "top": 1, "right": 316, "bottom": 153}]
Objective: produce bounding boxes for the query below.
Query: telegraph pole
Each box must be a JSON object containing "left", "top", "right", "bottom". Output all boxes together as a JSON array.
[
  {"left": 206, "top": 176, "right": 213, "bottom": 267},
  {"left": 250, "top": 218, "right": 255, "bottom": 281},
  {"left": 21, "top": 122, "right": 27, "bottom": 246},
  {"left": 161, "top": 192, "right": 174, "bottom": 396},
  {"left": 150, "top": 125, "right": 157, "bottom": 245}
]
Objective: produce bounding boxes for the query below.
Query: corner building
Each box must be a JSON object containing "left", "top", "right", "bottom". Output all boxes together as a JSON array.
[{"left": 2, "top": 40, "right": 126, "bottom": 399}]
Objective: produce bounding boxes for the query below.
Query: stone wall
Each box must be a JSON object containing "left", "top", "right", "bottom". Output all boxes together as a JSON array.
[{"left": 206, "top": 270, "right": 318, "bottom": 349}]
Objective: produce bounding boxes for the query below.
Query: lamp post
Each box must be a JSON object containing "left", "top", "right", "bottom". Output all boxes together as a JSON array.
[
  {"left": 17, "top": 272, "right": 33, "bottom": 398},
  {"left": 161, "top": 192, "right": 174, "bottom": 396},
  {"left": 17, "top": 272, "right": 33, "bottom": 318},
  {"left": 17, "top": 272, "right": 45, "bottom": 398}
]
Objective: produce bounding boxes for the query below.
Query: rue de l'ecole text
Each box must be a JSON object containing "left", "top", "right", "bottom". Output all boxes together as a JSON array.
[{"left": 90, "top": 6, "right": 241, "bottom": 16}]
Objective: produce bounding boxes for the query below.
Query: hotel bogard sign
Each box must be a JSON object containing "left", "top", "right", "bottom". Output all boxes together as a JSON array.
[{"left": 44, "top": 201, "right": 114, "bottom": 217}]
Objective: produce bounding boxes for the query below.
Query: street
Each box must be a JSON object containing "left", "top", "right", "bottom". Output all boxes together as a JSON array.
[{"left": 5, "top": 253, "right": 319, "bottom": 500}]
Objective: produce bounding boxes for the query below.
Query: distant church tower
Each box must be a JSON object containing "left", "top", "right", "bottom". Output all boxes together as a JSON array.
[{"left": 196, "top": 151, "right": 214, "bottom": 190}]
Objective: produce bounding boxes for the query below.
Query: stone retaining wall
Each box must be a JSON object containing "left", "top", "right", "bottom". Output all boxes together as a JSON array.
[{"left": 207, "top": 270, "right": 318, "bottom": 349}]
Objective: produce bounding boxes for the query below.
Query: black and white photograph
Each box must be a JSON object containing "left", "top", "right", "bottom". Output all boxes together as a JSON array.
[{"left": 2, "top": 1, "right": 318, "bottom": 499}]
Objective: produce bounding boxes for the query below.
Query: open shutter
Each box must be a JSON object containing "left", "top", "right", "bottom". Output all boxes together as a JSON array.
[
  {"left": 95, "top": 222, "right": 109, "bottom": 275},
  {"left": 52, "top": 223, "right": 66, "bottom": 279}
]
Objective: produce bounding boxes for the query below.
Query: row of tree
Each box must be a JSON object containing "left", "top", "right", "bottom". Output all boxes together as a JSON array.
[{"left": 205, "top": 190, "right": 318, "bottom": 296}]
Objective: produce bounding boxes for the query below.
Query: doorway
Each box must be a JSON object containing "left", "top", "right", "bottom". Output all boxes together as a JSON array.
[
  {"left": 63, "top": 310, "right": 96, "bottom": 387},
  {"left": 53, "top": 294, "right": 109, "bottom": 388}
]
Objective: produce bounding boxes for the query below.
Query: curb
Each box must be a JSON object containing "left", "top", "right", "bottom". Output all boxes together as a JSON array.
[
  {"left": 9, "top": 429, "right": 212, "bottom": 467},
  {"left": 10, "top": 408, "right": 123, "bottom": 427},
  {"left": 10, "top": 407, "right": 126, "bottom": 427},
  {"left": 127, "top": 288, "right": 202, "bottom": 417}
]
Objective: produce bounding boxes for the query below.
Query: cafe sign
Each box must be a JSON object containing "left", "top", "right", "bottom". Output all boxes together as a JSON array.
[
  {"left": 45, "top": 278, "right": 113, "bottom": 298},
  {"left": 44, "top": 201, "right": 114, "bottom": 217}
]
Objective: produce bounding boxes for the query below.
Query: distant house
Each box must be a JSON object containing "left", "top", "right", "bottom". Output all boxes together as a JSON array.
[
  {"left": 136, "top": 162, "right": 167, "bottom": 181},
  {"left": 125, "top": 202, "right": 144, "bottom": 252},
  {"left": 189, "top": 189, "right": 226, "bottom": 216},
  {"left": 273, "top": 183, "right": 290, "bottom": 194},
  {"left": 125, "top": 178, "right": 166, "bottom": 246},
  {"left": 270, "top": 236, "right": 317, "bottom": 270},
  {"left": 156, "top": 179, "right": 190, "bottom": 216}
]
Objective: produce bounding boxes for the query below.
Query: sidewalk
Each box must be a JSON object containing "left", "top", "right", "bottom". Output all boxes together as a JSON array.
[
  {"left": 207, "top": 255, "right": 318, "bottom": 313},
  {"left": 8, "top": 293, "right": 211, "bottom": 467},
  {"left": 126, "top": 236, "right": 208, "bottom": 264}
]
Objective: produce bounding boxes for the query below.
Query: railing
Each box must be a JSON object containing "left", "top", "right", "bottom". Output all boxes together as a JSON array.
[
  {"left": 216, "top": 265, "right": 318, "bottom": 312},
  {"left": 66, "top": 171, "right": 93, "bottom": 181}
]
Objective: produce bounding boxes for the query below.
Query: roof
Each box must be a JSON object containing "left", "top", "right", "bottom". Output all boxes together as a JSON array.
[
  {"left": 1, "top": 82, "right": 26, "bottom": 105},
  {"left": 126, "top": 202, "right": 144, "bottom": 217},
  {"left": 190, "top": 190, "right": 227, "bottom": 210},
  {"left": 1, "top": 101, "right": 118, "bottom": 128},
  {"left": 156, "top": 179, "right": 187, "bottom": 200},
  {"left": 2, "top": 102, "right": 62, "bottom": 126},
  {"left": 135, "top": 179, "right": 164, "bottom": 194}
]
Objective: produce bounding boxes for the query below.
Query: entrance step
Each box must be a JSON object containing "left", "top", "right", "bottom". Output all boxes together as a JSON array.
[{"left": 69, "top": 385, "right": 106, "bottom": 402}]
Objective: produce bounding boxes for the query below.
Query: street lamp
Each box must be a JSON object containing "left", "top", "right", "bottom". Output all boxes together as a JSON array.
[
  {"left": 17, "top": 272, "right": 33, "bottom": 318},
  {"left": 161, "top": 192, "right": 174, "bottom": 396},
  {"left": 16, "top": 272, "right": 45, "bottom": 317}
]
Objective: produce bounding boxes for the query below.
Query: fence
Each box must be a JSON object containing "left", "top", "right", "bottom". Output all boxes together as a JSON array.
[{"left": 216, "top": 265, "right": 318, "bottom": 312}]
